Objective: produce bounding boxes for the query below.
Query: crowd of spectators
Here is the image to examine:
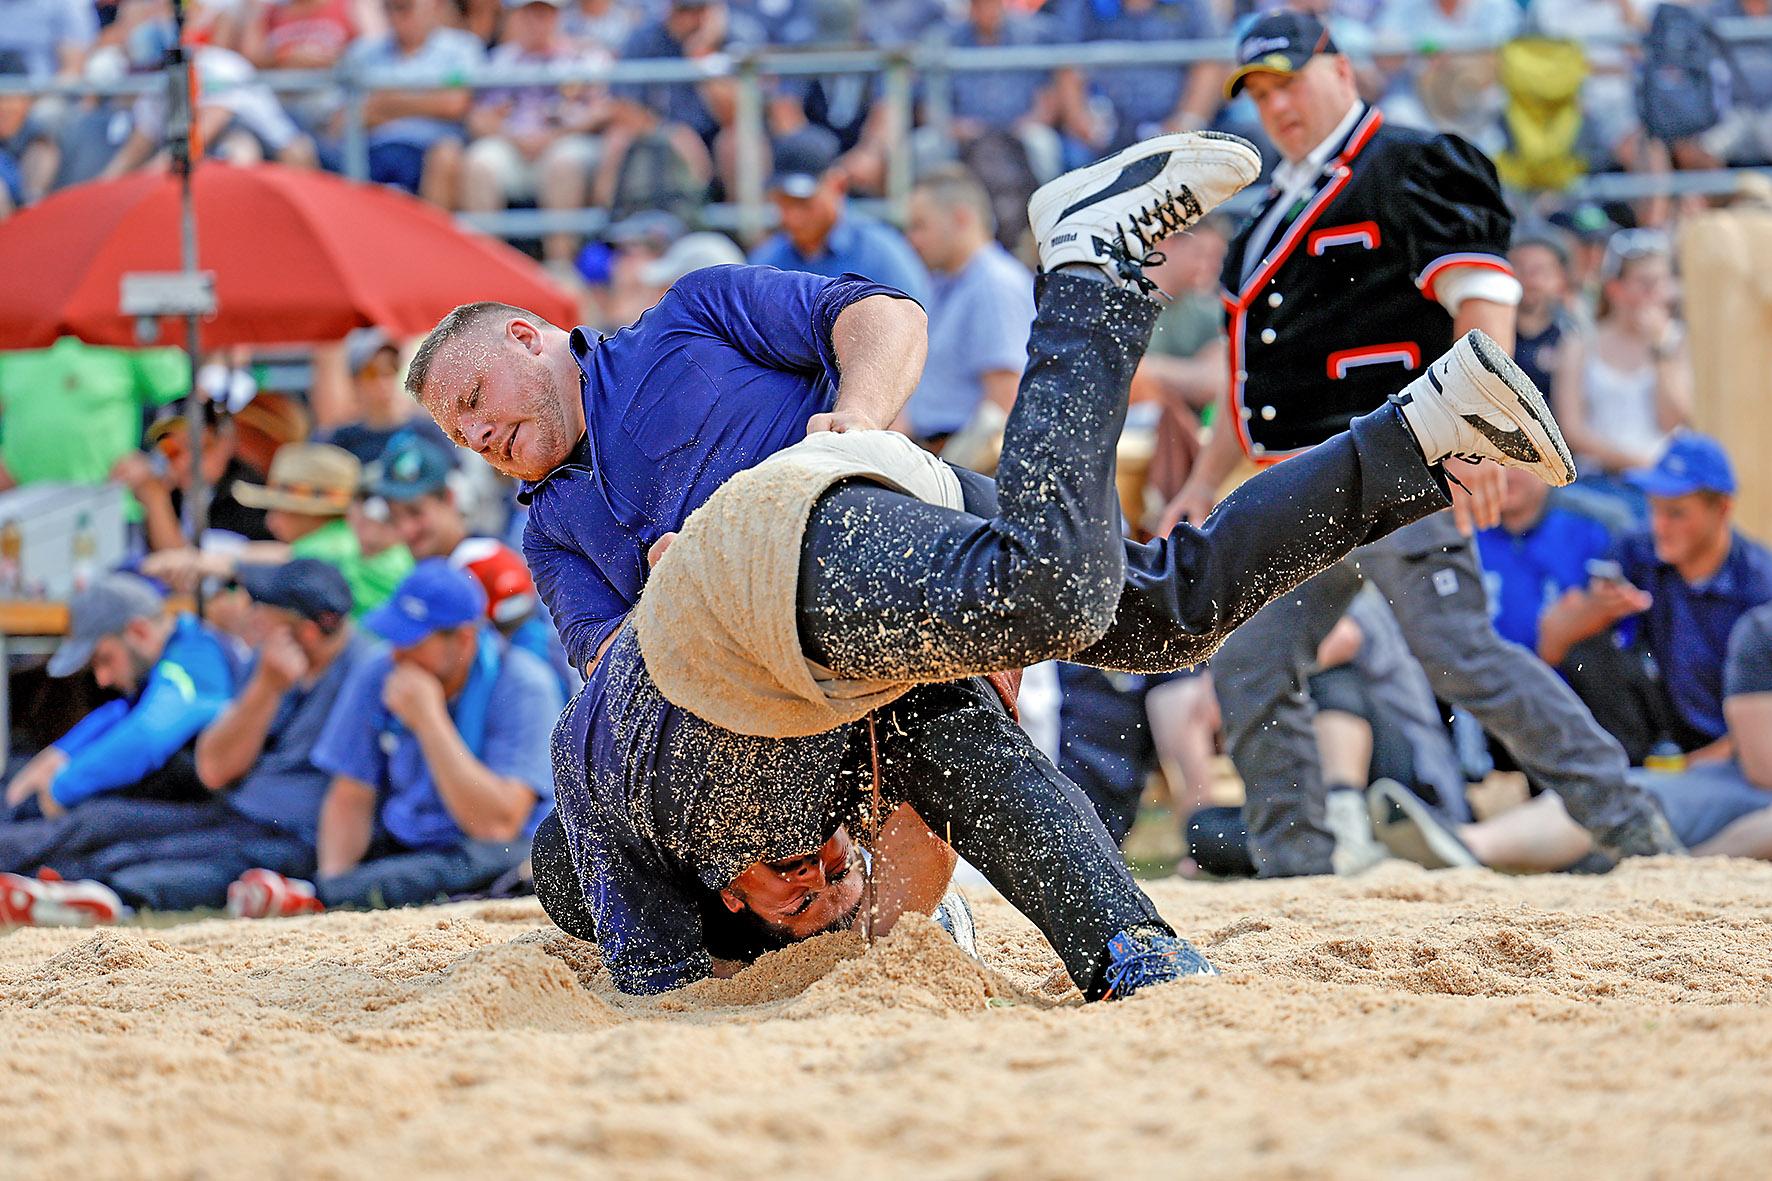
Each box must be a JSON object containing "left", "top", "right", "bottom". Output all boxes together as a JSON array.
[
  {"left": 5, "top": 0, "right": 1772, "bottom": 243},
  {"left": 1, "top": 1, "right": 1771, "bottom": 925}
]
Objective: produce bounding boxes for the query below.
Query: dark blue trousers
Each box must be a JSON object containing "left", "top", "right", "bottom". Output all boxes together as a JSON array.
[
  {"left": 0, "top": 796, "right": 311, "bottom": 911},
  {"left": 317, "top": 837, "right": 528, "bottom": 909}
]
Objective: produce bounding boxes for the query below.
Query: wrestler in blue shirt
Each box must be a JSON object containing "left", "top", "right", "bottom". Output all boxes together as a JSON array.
[{"left": 407, "top": 264, "right": 925, "bottom": 674}]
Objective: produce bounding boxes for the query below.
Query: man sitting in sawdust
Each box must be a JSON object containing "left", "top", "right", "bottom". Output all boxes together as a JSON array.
[{"left": 411, "top": 133, "right": 1580, "bottom": 1001}]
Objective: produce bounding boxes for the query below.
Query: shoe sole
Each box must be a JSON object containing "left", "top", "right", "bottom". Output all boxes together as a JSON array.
[
  {"left": 1367, "top": 780, "right": 1479, "bottom": 870},
  {"left": 1456, "top": 331, "right": 1577, "bottom": 486},
  {"left": 1027, "top": 131, "right": 1261, "bottom": 241}
]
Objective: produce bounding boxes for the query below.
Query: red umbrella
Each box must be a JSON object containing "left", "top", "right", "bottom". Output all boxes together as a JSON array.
[{"left": 0, "top": 163, "right": 579, "bottom": 350}]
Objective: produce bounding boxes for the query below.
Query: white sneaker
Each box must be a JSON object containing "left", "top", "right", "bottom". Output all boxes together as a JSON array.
[
  {"left": 1326, "top": 786, "right": 1389, "bottom": 876},
  {"left": 1028, "top": 131, "right": 1261, "bottom": 294},
  {"left": 0, "top": 871, "right": 124, "bottom": 927},
  {"left": 930, "top": 889, "right": 979, "bottom": 960},
  {"left": 1395, "top": 330, "right": 1577, "bottom": 486}
]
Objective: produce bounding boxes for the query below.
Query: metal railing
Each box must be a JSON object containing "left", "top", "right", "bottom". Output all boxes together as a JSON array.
[{"left": 9, "top": 19, "right": 1772, "bottom": 241}]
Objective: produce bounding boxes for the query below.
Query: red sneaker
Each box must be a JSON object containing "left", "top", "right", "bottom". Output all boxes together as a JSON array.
[
  {"left": 0, "top": 871, "right": 124, "bottom": 926},
  {"left": 226, "top": 868, "right": 324, "bottom": 919}
]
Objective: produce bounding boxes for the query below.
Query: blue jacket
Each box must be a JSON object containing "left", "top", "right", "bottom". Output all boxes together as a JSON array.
[
  {"left": 50, "top": 613, "right": 238, "bottom": 807},
  {"left": 518, "top": 264, "right": 911, "bottom": 672}
]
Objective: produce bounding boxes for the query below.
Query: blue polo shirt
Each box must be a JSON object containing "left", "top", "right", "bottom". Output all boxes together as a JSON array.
[
  {"left": 1477, "top": 503, "right": 1616, "bottom": 652},
  {"left": 311, "top": 632, "right": 562, "bottom": 850},
  {"left": 1617, "top": 529, "right": 1772, "bottom": 742},
  {"left": 50, "top": 613, "right": 239, "bottom": 808},
  {"left": 518, "top": 264, "right": 913, "bottom": 673},
  {"left": 748, "top": 214, "right": 930, "bottom": 306},
  {"left": 224, "top": 631, "right": 378, "bottom": 846}
]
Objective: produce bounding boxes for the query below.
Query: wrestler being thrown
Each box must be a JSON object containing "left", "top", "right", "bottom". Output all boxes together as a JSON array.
[{"left": 444, "top": 133, "right": 1578, "bottom": 1000}]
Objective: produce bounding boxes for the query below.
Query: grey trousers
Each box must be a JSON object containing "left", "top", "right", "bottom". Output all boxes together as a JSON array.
[{"left": 1212, "top": 508, "right": 1664, "bottom": 877}]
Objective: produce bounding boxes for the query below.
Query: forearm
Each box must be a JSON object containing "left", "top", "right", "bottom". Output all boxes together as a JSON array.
[
  {"left": 1683, "top": 735, "right": 1733, "bottom": 765},
  {"left": 316, "top": 780, "right": 376, "bottom": 877},
  {"left": 1655, "top": 355, "right": 1694, "bottom": 430},
  {"left": 136, "top": 485, "right": 186, "bottom": 552},
  {"left": 1453, "top": 297, "right": 1515, "bottom": 354},
  {"left": 1139, "top": 341, "right": 1226, "bottom": 414},
  {"left": 194, "top": 675, "right": 286, "bottom": 789},
  {"left": 1170, "top": 66, "right": 1225, "bottom": 130},
  {"left": 1535, "top": 606, "right": 1607, "bottom": 667},
  {"left": 410, "top": 711, "right": 533, "bottom": 841},
  {"left": 1183, "top": 395, "right": 1246, "bottom": 495},
  {"left": 830, "top": 295, "right": 929, "bottom": 430},
  {"left": 366, "top": 90, "right": 470, "bottom": 126}
]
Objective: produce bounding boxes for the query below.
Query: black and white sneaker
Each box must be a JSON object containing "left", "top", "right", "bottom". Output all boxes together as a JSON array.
[
  {"left": 1367, "top": 779, "right": 1480, "bottom": 870},
  {"left": 1028, "top": 131, "right": 1261, "bottom": 295},
  {"left": 1394, "top": 330, "right": 1578, "bottom": 486}
]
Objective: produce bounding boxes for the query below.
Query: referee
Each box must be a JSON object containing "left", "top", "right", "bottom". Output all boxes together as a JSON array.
[{"left": 1165, "top": 12, "right": 1682, "bottom": 875}]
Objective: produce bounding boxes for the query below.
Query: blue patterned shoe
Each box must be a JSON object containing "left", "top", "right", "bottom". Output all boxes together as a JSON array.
[{"left": 1100, "top": 925, "right": 1218, "bottom": 1000}]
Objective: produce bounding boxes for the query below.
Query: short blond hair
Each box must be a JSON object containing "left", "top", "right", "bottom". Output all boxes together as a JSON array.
[{"left": 404, "top": 302, "right": 546, "bottom": 403}]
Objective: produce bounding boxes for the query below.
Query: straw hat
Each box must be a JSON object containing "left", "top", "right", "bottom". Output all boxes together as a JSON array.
[{"left": 233, "top": 443, "right": 361, "bottom": 516}]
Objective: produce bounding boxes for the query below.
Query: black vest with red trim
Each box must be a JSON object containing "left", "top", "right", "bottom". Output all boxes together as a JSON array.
[{"left": 1220, "top": 109, "right": 1514, "bottom": 462}]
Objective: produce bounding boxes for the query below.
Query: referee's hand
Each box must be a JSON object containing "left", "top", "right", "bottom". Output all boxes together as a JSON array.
[{"left": 1445, "top": 457, "right": 1505, "bottom": 536}]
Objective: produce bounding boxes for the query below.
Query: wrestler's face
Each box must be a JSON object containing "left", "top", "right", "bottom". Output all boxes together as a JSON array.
[
  {"left": 422, "top": 319, "right": 579, "bottom": 483},
  {"left": 722, "top": 827, "right": 865, "bottom": 942},
  {"left": 1242, "top": 55, "right": 1357, "bottom": 165}
]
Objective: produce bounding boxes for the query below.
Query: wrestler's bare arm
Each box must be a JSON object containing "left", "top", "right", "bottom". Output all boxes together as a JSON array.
[{"left": 811, "top": 295, "right": 929, "bottom": 435}]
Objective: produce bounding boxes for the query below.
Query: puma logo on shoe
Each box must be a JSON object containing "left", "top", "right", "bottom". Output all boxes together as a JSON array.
[
  {"left": 1056, "top": 152, "right": 1172, "bottom": 222},
  {"left": 1459, "top": 413, "right": 1540, "bottom": 463}
]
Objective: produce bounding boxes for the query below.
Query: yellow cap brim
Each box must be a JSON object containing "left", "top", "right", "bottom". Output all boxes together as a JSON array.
[{"left": 1225, "top": 61, "right": 1297, "bottom": 100}]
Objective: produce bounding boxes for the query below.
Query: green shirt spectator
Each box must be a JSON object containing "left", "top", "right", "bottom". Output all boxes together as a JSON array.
[
  {"left": 291, "top": 516, "right": 414, "bottom": 618},
  {"left": 0, "top": 338, "right": 189, "bottom": 518},
  {"left": 141, "top": 442, "right": 413, "bottom": 617}
]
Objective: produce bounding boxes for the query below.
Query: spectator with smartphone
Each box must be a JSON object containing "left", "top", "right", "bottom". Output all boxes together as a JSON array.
[{"left": 1537, "top": 434, "right": 1772, "bottom": 764}]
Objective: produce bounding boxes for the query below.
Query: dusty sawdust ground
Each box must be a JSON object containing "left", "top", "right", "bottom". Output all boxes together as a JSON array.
[{"left": 3, "top": 856, "right": 1770, "bottom": 1179}]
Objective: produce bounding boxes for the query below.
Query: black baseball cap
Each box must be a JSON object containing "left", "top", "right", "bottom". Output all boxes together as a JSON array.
[
  {"left": 768, "top": 127, "right": 841, "bottom": 199},
  {"left": 235, "top": 559, "right": 353, "bottom": 626},
  {"left": 1225, "top": 11, "right": 1339, "bottom": 99}
]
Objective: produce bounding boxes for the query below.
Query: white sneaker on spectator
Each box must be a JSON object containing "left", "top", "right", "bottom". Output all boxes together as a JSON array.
[
  {"left": 1326, "top": 786, "right": 1389, "bottom": 876},
  {"left": 1028, "top": 131, "right": 1261, "bottom": 295},
  {"left": 1394, "top": 330, "right": 1576, "bottom": 486},
  {"left": 0, "top": 871, "right": 124, "bottom": 927},
  {"left": 227, "top": 868, "right": 325, "bottom": 919}
]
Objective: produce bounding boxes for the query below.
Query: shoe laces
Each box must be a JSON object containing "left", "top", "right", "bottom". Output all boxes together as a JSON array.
[
  {"left": 1098, "top": 187, "right": 1198, "bottom": 296},
  {"left": 1100, "top": 928, "right": 1183, "bottom": 1000},
  {"left": 1128, "top": 186, "right": 1197, "bottom": 251},
  {"left": 1097, "top": 232, "right": 1167, "bottom": 297}
]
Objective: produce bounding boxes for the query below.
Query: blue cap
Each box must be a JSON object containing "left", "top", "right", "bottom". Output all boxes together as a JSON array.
[
  {"left": 368, "top": 429, "right": 454, "bottom": 501},
  {"left": 1626, "top": 433, "right": 1737, "bottom": 498},
  {"left": 236, "top": 559, "right": 353, "bottom": 624},
  {"left": 363, "top": 559, "right": 487, "bottom": 648}
]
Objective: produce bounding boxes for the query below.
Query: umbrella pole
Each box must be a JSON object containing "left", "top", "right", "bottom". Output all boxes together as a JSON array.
[{"left": 165, "top": 8, "right": 207, "bottom": 565}]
